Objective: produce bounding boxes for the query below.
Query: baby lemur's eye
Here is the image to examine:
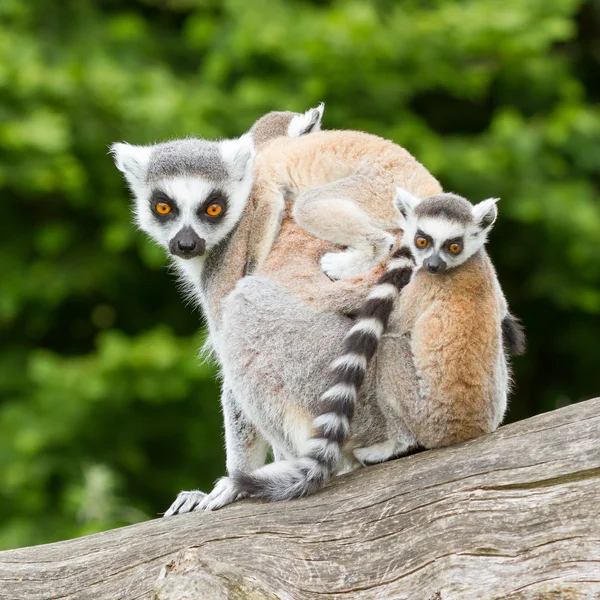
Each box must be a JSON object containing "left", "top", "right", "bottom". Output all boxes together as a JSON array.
[
  {"left": 206, "top": 204, "right": 223, "bottom": 217},
  {"left": 156, "top": 202, "right": 171, "bottom": 215},
  {"left": 416, "top": 236, "right": 429, "bottom": 248},
  {"left": 449, "top": 243, "right": 462, "bottom": 254}
]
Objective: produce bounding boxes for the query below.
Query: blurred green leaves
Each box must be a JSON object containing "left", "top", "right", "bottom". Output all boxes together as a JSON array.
[{"left": 1, "top": 0, "right": 599, "bottom": 549}]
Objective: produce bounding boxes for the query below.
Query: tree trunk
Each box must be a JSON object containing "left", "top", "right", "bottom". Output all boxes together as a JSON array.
[{"left": 1, "top": 398, "right": 599, "bottom": 600}]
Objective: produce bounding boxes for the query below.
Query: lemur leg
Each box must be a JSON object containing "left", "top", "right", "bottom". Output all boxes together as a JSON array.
[
  {"left": 356, "top": 332, "right": 421, "bottom": 464},
  {"left": 164, "top": 388, "right": 268, "bottom": 515},
  {"left": 246, "top": 179, "right": 286, "bottom": 274},
  {"left": 292, "top": 176, "right": 397, "bottom": 280}
]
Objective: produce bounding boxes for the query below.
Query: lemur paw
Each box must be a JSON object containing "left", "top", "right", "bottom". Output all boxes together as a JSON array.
[
  {"left": 163, "top": 478, "right": 245, "bottom": 516},
  {"left": 163, "top": 490, "right": 207, "bottom": 517},
  {"left": 321, "top": 233, "right": 396, "bottom": 280},
  {"left": 321, "top": 249, "right": 376, "bottom": 280},
  {"left": 197, "top": 477, "right": 247, "bottom": 511},
  {"left": 372, "top": 231, "right": 397, "bottom": 262}
]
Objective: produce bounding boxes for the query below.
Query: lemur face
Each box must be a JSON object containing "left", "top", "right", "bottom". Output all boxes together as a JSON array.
[
  {"left": 395, "top": 189, "right": 498, "bottom": 273},
  {"left": 111, "top": 135, "right": 255, "bottom": 261}
]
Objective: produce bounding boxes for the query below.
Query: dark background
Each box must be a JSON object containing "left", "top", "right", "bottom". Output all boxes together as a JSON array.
[{"left": 1, "top": 0, "right": 599, "bottom": 549}]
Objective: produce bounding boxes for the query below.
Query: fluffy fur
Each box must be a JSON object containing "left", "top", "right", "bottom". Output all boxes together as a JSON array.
[
  {"left": 375, "top": 190, "right": 519, "bottom": 448},
  {"left": 247, "top": 129, "right": 441, "bottom": 281},
  {"left": 233, "top": 244, "right": 415, "bottom": 500},
  {"left": 112, "top": 107, "right": 520, "bottom": 513},
  {"left": 232, "top": 189, "right": 522, "bottom": 501}
]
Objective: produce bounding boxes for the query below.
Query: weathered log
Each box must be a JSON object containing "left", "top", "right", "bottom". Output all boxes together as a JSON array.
[{"left": 1, "top": 398, "right": 599, "bottom": 600}]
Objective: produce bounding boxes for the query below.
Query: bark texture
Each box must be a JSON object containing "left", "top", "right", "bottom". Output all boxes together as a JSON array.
[{"left": 1, "top": 398, "right": 599, "bottom": 600}]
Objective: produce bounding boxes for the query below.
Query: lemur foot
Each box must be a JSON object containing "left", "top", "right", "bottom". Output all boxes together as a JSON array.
[
  {"left": 163, "top": 490, "right": 207, "bottom": 517},
  {"left": 354, "top": 437, "right": 419, "bottom": 465},
  {"left": 354, "top": 439, "right": 399, "bottom": 465},
  {"left": 321, "top": 233, "right": 395, "bottom": 280}
]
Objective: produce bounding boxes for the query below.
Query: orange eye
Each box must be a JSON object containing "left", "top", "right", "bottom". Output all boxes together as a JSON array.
[
  {"left": 416, "top": 237, "right": 429, "bottom": 248},
  {"left": 156, "top": 202, "right": 171, "bottom": 215},
  {"left": 206, "top": 203, "right": 223, "bottom": 217},
  {"left": 449, "top": 243, "right": 462, "bottom": 254}
]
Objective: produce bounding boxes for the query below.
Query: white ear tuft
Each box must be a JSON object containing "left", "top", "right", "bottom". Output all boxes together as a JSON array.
[
  {"left": 288, "top": 102, "right": 325, "bottom": 138},
  {"left": 220, "top": 133, "right": 256, "bottom": 181},
  {"left": 110, "top": 143, "right": 152, "bottom": 187},
  {"left": 472, "top": 197, "right": 499, "bottom": 230},
  {"left": 394, "top": 187, "right": 421, "bottom": 220}
]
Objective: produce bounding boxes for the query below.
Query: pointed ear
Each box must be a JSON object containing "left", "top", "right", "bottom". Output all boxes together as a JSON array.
[
  {"left": 472, "top": 198, "right": 499, "bottom": 231},
  {"left": 110, "top": 143, "right": 152, "bottom": 188},
  {"left": 220, "top": 133, "right": 256, "bottom": 181},
  {"left": 288, "top": 102, "right": 325, "bottom": 137},
  {"left": 394, "top": 187, "right": 421, "bottom": 222}
]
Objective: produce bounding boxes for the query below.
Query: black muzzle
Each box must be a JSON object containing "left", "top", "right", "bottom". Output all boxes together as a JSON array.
[{"left": 169, "top": 227, "right": 206, "bottom": 259}]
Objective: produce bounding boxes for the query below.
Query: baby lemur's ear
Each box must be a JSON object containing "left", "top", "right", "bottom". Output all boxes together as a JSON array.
[
  {"left": 394, "top": 187, "right": 421, "bottom": 223},
  {"left": 110, "top": 143, "right": 152, "bottom": 189},
  {"left": 472, "top": 198, "right": 499, "bottom": 231},
  {"left": 220, "top": 133, "right": 256, "bottom": 182},
  {"left": 288, "top": 103, "right": 325, "bottom": 138}
]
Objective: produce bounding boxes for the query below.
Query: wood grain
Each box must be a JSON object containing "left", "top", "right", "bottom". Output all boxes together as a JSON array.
[{"left": 1, "top": 398, "right": 599, "bottom": 600}]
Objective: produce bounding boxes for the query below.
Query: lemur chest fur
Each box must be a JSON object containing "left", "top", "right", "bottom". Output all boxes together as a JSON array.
[{"left": 395, "top": 251, "right": 500, "bottom": 334}]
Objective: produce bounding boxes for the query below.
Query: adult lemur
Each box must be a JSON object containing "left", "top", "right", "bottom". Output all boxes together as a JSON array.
[{"left": 112, "top": 106, "right": 522, "bottom": 513}]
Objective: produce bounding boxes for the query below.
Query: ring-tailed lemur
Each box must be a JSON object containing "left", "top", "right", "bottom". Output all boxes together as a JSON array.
[
  {"left": 112, "top": 109, "right": 520, "bottom": 513},
  {"left": 231, "top": 190, "right": 524, "bottom": 500}
]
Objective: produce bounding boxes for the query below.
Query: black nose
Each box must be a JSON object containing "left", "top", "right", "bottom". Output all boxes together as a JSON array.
[
  {"left": 427, "top": 263, "right": 440, "bottom": 273},
  {"left": 169, "top": 227, "right": 206, "bottom": 259},
  {"left": 178, "top": 238, "right": 197, "bottom": 253}
]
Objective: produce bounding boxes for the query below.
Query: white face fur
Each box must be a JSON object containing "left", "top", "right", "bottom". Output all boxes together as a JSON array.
[
  {"left": 395, "top": 188, "right": 499, "bottom": 274},
  {"left": 111, "top": 134, "right": 255, "bottom": 262}
]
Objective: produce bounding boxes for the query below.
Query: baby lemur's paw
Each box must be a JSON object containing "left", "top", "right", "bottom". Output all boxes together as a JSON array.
[
  {"left": 321, "top": 233, "right": 395, "bottom": 280},
  {"left": 163, "top": 490, "right": 207, "bottom": 517},
  {"left": 373, "top": 231, "right": 397, "bottom": 261},
  {"left": 321, "top": 249, "right": 377, "bottom": 280}
]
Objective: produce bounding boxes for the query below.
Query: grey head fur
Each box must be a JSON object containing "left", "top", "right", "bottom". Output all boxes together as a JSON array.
[
  {"left": 145, "top": 139, "right": 229, "bottom": 183},
  {"left": 110, "top": 104, "right": 324, "bottom": 312},
  {"left": 414, "top": 193, "right": 474, "bottom": 226}
]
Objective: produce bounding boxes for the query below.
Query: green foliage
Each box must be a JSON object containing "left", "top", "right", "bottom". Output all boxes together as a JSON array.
[{"left": 1, "top": 0, "right": 599, "bottom": 549}]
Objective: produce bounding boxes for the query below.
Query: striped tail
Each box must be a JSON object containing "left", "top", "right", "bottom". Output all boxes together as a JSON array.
[{"left": 233, "top": 246, "right": 415, "bottom": 501}]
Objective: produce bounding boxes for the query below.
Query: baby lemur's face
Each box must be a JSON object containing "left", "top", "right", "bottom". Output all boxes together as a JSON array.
[
  {"left": 111, "top": 135, "right": 255, "bottom": 261},
  {"left": 395, "top": 189, "right": 498, "bottom": 273}
]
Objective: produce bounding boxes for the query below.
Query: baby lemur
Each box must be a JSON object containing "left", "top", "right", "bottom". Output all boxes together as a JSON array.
[{"left": 112, "top": 106, "right": 522, "bottom": 513}]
